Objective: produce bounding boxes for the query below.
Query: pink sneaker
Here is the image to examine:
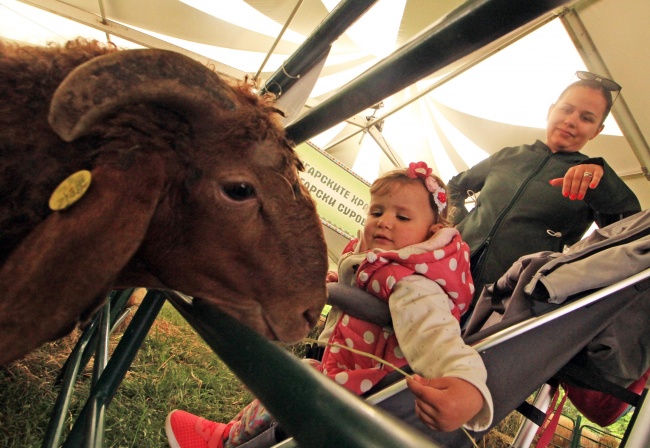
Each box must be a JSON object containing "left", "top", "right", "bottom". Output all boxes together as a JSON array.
[{"left": 165, "top": 410, "right": 228, "bottom": 448}]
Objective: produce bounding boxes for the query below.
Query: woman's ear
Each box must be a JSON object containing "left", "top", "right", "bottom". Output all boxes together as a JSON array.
[
  {"left": 590, "top": 123, "right": 605, "bottom": 140},
  {"left": 547, "top": 103, "right": 555, "bottom": 120}
]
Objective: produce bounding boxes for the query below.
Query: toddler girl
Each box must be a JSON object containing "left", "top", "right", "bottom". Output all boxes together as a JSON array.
[{"left": 166, "top": 162, "right": 493, "bottom": 448}]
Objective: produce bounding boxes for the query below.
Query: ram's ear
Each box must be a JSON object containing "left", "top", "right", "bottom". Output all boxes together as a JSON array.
[{"left": 0, "top": 153, "right": 166, "bottom": 365}]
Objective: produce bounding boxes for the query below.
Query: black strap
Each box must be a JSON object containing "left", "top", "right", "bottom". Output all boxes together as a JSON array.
[
  {"left": 515, "top": 401, "right": 547, "bottom": 426},
  {"left": 555, "top": 362, "right": 641, "bottom": 407},
  {"left": 489, "top": 286, "right": 509, "bottom": 314}
]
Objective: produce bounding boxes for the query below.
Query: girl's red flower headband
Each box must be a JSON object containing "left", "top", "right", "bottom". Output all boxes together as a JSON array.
[{"left": 407, "top": 161, "right": 447, "bottom": 215}]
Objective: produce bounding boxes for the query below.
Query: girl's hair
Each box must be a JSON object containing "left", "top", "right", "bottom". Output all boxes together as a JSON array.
[
  {"left": 370, "top": 169, "right": 450, "bottom": 227},
  {"left": 557, "top": 80, "right": 613, "bottom": 125}
]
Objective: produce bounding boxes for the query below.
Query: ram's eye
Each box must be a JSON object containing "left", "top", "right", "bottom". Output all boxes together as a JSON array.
[{"left": 223, "top": 182, "right": 256, "bottom": 201}]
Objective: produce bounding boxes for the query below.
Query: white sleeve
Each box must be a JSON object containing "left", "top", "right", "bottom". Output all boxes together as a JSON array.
[{"left": 389, "top": 275, "right": 494, "bottom": 431}]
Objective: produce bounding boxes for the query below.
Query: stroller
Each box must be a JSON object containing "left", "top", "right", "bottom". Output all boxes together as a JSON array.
[
  {"left": 247, "top": 209, "right": 650, "bottom": 447},
  {"left": 357, "top": 209, "right": 650, "bottom": 447}
]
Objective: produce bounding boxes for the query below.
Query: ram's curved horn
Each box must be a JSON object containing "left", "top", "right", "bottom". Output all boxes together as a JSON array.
[{"left": 48, "top": 49, "right": 237, "bottom": 142}]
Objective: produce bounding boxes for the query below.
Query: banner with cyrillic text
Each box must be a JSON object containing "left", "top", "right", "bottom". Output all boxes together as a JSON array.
[{"left": 296, "top": 142, "right": 370, "bottom": 239}]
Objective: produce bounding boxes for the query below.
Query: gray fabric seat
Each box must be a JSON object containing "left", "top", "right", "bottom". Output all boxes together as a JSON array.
[{"left": 323, "top": 210, "right": 650, "bottom": 447}]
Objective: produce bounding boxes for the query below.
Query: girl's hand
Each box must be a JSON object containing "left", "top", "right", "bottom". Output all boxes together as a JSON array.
[
  {"left": 549, "top": 163, "right": 603, "bottom": 200},
  {"left": 325, "top": 271, "right": 339, "bottom": 283},
  {"left": 406, "top": 375, "right": 483, "bottom": 432}
]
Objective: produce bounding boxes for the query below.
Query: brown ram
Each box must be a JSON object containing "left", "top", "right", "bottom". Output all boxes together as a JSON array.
[{"left": 0, "top": 39, "right": 328, "bottom": 365}]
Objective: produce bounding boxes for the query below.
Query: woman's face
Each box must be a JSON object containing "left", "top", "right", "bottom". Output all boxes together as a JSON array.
[
  {"left": 545, "top": 85, "right": 607, "bottom": 153},
  {"left": 363, "top": 182, "right": 436, "bottom": 251}
]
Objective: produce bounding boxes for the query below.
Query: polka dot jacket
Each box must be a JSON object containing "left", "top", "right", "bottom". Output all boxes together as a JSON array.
[{"left": 319, "top": 229, "right": 475, "bottom": 395}]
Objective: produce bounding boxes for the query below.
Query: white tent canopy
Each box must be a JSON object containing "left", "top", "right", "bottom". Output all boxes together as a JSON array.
[{"left": 2, "top": 0, "right": 649, "bottom": 256}]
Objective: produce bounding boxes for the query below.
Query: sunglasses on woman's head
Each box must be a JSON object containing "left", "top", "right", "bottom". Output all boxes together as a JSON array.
[{"left": 576, "top": 71, "right": 622, "bottom": 92}]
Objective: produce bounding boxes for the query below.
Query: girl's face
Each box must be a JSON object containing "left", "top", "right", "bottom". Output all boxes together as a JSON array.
[
  {"left": 545, "top": 85, "right": 606, "bottom": 153},
  {"left": 363, "top": 182, "right": 437, "bottom": 251}
]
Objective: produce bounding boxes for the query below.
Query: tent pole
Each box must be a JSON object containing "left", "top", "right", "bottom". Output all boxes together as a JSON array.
[
  {"left": 254, "top": 0, "right": 304, "bottom": 82},
  {"left": 561, "top": 9, "right": 650, "bottom": 182},
  {"left": 261, "top": 0, "right": 380, "bottom": 97},
  {"left": 286, "top": 0, "right": 570, "bottom": 145}
]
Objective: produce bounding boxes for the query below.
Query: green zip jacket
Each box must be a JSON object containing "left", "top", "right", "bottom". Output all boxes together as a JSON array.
[{"left": 447, "top": 140, "right": 641, "bottom": 299}]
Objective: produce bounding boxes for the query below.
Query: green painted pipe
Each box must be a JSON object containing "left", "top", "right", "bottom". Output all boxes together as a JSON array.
[
  {"left": 169, "top": 294, "right": 442, "bottom": 448},
  {"left": 285, "top": 0, "right": 569, "bottom": 144}
]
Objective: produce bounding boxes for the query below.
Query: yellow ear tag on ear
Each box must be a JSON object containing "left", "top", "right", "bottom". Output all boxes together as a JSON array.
[{"left": 49, "top": 170, "right": 92, "bottom": 211}]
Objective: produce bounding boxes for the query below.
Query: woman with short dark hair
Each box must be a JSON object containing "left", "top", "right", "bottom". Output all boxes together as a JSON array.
[{"left": 447, "top": 72, "right": 641, "bottom": 303}]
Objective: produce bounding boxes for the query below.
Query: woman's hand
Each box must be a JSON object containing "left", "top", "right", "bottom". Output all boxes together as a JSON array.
[
  {"left": 549, "top": 163, "right": 603, "bottom": 200},
  {"left": 406, "top": 375, "right": 483, "bottom": 432}
]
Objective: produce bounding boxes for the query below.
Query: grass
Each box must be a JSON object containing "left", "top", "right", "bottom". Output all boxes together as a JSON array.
[
  {"left": 0, "top": 298, "right": 633, "bottom": 448},
  {"left": 0, "top": 302, "right": 254, "bottom": 448}
]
